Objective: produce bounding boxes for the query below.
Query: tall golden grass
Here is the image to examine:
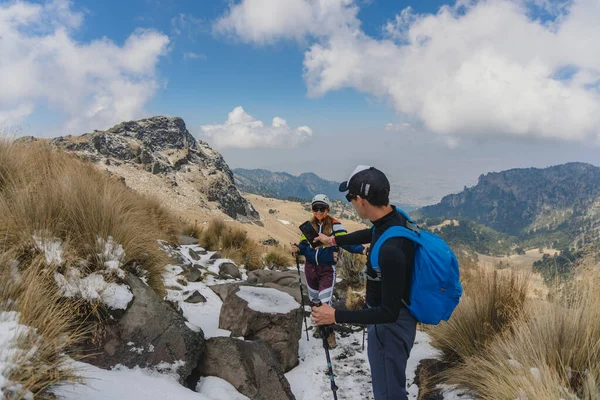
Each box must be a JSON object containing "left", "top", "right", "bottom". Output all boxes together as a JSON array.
[
  {"left": 0, "top": 253, "right": 88, "bottom": 399},
  {"left": 337, "top": 251, "right": 366, "bottom": 287},
  {"left": 198, "top": 219, "right": 263, "bottom": 270},
  {"left": 429, "top": 253, "right": 600, "bottom": 399},
  {"left": 446, "top": 272, "right": 600, "bottom": 399},
  {"left": 430, "top": 266, "right": 530, "bottom": 362},
  {"left": 0, "top": 139, "right": 181, "bottom": 396},
  {"left": 0, "top": 140, "right": 176, "bottom": 293},
  {"left": 263, "top": 247, "right": 293, "bottom": 269}
]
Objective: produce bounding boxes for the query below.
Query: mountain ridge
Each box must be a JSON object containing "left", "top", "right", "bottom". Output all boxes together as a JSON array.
[{"left": 416, "top": 161, "right": 600, "bottom": 249}]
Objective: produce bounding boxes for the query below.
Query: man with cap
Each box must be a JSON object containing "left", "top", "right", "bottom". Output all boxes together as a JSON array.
[{"left": 311, "top": 165, "right": 417, "bottom": 400}]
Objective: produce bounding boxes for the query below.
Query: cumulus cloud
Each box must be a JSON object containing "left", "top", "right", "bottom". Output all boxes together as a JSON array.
[
  {"left": 199, "top": 106, "right": 313, "bottom": 148},
  {"left": 213, "top": 0, "right": 360, "bottom": 44},
  {"left": 0, "top": 0, "right": 170, "bottom": 134},
  {"left": 215, "top": 0, "right": 600, "bottom": 142}
]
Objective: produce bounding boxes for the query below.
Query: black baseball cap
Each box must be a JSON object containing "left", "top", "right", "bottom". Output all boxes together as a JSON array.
[{"left": 338, "top": 165, "right": 390, "bottom": 199}]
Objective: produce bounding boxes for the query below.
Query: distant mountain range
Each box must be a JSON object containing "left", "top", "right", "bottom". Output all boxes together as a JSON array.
[
  {"left": 233, "top": 168, "right": 419, "bottom": 212},
  {"left": 415, "top": 162, "right": 600, "bottom": 251},
  {"left": 233, "top": 168, "right": 344, "bottom": 201}
]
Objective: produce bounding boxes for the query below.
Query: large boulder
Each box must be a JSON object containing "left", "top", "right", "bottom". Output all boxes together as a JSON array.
[
  {"left": 247, "top": 269, "right": 307, "bottom": 304},
  {"left": 85, "top": 275, "right": 205, "bottom": 383},
  {"left": 219, "top": 286, "right": 303, "bottom": 372},
  {"left": 247, "top": 269, "right": 301, "bottom": 287},
  {"left": 209, "top": 282, "right": 251, "bottom": 302},
  {"left": 199, "top": 337, "right": 295, "bottom": 400}
]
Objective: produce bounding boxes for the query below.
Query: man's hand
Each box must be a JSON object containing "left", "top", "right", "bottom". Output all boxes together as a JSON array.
[
  {"left": 314, "top": 233, "right": 333, "bottom": 247},
  {"left": 311, "top": 303, "right": 336, "bottom": 325}
]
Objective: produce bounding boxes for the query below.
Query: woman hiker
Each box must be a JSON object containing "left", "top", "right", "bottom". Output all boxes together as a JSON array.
[{"left": 292, "top": 194, "right": 366, "bottom": 348}]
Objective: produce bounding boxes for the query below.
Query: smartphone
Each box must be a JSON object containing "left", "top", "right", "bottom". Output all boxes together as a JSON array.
[{"left": 299, "top": 221, "right": 320, "bottom": 248}]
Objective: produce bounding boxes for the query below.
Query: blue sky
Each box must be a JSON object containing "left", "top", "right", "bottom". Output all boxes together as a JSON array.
[{"left": 1, "top": 0, "right": 600, "bottom": 205}]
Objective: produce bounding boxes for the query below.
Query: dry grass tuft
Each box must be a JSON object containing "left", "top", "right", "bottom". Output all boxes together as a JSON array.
[
  {"left": 179, "top": 219, "right": 203, "bottom": 240},
  {"left": 0, "top": 254, "right": 89, "bottom": 398},
  {"left": 263, "top": 247, "right": 293, "bottom": 269},
  {"left": 0, "top": 139, "right": 182, "bottom": 396},
  {"left": 241, "top": 243, "right": 263, "bottom": 271},
  {"left": 445, "top": 272, "right": 600, "bottom": 399},
  {"left": 198, "top": 220, "right": 263, "bottom": 270},
  {"left": 198, "top": 218, "right": 226, "bottom": 250},
  {"left": 345, "top": 286, "right": 366, "bottom": 310},
  {"left": 337, "top": 251, "right": 366, "bottom": 287},
  {"left": 430, "top": 266, "right": 530, "bottom": 363}
]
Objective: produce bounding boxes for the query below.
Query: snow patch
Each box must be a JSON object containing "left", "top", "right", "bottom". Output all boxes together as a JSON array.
[
  {"left": 278, "top": 219, "right": 291, "bottom": 225},
  {"left": 32, "top": 233, "right": 63, "bottom": 265},
  {"left": 53, "top": 361, "right": 226, "bottom": 400},
  {"left": 236, "top": 286, "right": 299, "bottom": 314},
  {"left": 438, "top": 384, "right": 476, "bottom": 399},
  {"left": 196, "top": 376, "right": 250, "bottom": 400},
  {"left": 0, "top": 311, "right": 34, "bottom": 400},
  {"left": 54, "top": 268, "right": 133, "bottom": 310},
  {"left": 162, "top": 262, "right": 231, "bottom": 338},
  {"left": 97, "top": 236, "right": 126, "bottom": 278}
]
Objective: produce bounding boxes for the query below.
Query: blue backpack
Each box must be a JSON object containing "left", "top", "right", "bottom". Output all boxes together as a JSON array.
[{"left": 370, "top": 209, "right": 462, "bottom": 325}]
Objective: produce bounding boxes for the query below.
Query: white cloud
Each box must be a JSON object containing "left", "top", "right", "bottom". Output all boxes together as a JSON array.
[
  {"left": 213, "top": 0, "right": 360, "bottom": 44},
  {"left": 0, "top": 0, "right": 170, "bottom": 134},
  {"left": 215, "top": 0, "right": 600, "bottom": 143},
  {"left": 183, "top": 52, "right": 207, "bottom": 61},
  {"left": 199, "top": 106, "right": 313, "bottom": 148},
  {"left": 0, "top": 103, "right": 34, "bottom": 127}
]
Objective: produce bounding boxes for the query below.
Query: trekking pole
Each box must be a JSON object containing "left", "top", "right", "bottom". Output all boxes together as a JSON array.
[
  {"left": 315, "top": 302, "right": 339, "bottom": 400},
  {"left": 295, "top": 253, "right": 310, "bottom": 341},
  {"left": 362, "top": 326, "right": 366, "bottom": 351}
]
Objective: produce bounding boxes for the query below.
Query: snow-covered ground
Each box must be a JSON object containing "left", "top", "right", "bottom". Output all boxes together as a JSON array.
[{"left": 41, "top": 243, "right": 461, "bottom": 399}]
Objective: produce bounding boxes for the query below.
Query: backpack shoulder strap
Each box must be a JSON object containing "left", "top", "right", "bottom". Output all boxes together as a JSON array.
[{"left": 370, "top": 210, "right": 422, "bottom": 275}]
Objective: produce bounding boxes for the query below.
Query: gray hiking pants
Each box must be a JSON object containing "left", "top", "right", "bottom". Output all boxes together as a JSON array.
[{"left": 367, "top": 307, "right": 417, "bottom": 400}]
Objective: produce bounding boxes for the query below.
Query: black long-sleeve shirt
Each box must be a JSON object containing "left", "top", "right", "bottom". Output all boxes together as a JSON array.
[{"left": 334, "top": 206, "right": 414, "bottom": 325}]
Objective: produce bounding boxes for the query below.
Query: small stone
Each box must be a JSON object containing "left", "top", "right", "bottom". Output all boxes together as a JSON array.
[
  {"left": 219, "top": 262, "right": 242, "bottom": 280},
  {"left": 188, "top": 249, "right": 202, "bottom": 260},
  {"left": 187, "top": 266, "right": 203, "bottom": 282},
  {"left": 184, "top": 290, "right": 206, "bottom": 303}
]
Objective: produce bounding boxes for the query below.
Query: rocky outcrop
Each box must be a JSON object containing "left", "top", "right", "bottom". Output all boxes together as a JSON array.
[
  {"left": 23, "top": 116, "right": 259, "bottom": 221},
  {"left": 85, "top": 275, "right": 205, "bottom": 383},
  {"left": 199, "top": 337, "right": 295, "bottom": 400},
  {"left": 219, "top": 285, "right": 303, "bottom": 372}
]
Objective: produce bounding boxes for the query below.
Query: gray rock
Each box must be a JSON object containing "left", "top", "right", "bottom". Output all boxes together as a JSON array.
[
  {"left": 218, "top": 262, "right": 242, "bottom": 280},
  {"left": 84, "top": 275, "right": 205, "bottom": 383},
  {"left": 188, "top": 248, "right": 205, "bottom": 260},
  {"left": 209, "top": 252, "right": 222, "bottom": 260},
  {"left": 184, "top": 290, "right": 207, "bottom": 303},
  {"left": 219, "top": 286, "right": 302, "bottom": 372},
  {"left": 209, "top": 282, "right": 251, "bottom": 302},
  {"left": 178, "top": 235, "right": 199, "bottom": 246},
  {"left": 199, "top": 337, "right": 295, "bottom": 400},
  {"left": 187, "top": 266, "right": 203, "bottom": 282},
  {"left": 247, "top": 269, "right": 302, "bottom": 288}
]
